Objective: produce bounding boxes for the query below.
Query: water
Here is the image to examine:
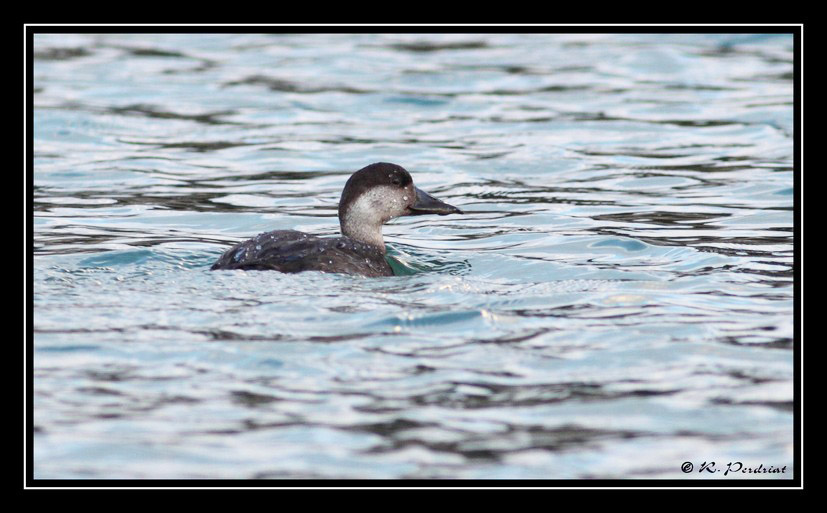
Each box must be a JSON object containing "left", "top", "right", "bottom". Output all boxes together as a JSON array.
[{"left": 32, "top": 32, "right": 795, "bottom": 480}]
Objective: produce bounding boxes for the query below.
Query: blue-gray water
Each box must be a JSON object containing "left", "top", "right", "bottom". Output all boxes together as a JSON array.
[{"left": 33, "top": 33, "right": 794, "bottom": 480}]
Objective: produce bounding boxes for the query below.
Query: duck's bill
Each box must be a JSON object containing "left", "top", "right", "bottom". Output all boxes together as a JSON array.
[{"left": 408, "top": 187, "right": 463, "bottom": 216}]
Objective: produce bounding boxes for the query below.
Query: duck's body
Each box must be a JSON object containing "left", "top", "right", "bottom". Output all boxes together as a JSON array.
[
  {"left": 210, "top": 163, "right": 462, "bottom": 277},
  {"left": 210, "top": 230, "right": 394, "bottom": 276}
]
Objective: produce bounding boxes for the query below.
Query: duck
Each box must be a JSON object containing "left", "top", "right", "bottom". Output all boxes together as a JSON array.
[{"left": 210, "top": 162, "right": 462, "bottom": 277}]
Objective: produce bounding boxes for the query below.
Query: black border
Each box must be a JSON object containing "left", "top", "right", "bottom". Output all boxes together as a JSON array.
[{"left": 25, "top": 23, "right": 804, "bottom": 491}]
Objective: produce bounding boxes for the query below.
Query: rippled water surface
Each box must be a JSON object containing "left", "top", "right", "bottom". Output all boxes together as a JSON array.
[{"left": 32, "top": 33, "right": 796, "bottom": 480}]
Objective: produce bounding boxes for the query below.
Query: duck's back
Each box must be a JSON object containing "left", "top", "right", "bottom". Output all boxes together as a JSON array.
[{"left": 210, "top": 230, "right": 393, "bottom": 277}]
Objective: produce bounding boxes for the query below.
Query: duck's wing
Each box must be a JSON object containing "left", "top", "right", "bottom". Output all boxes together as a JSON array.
[
  {"left": 210, "top": 230, "right": 316, "bottom": 271},
  {"left": 211, "top": 232, "right": 393, "bottom": 277}
]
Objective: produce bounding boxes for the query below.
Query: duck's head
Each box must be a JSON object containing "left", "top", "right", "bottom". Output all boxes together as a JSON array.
[{"left": 338, "top": 162, "right": 463, "bottom": 250}]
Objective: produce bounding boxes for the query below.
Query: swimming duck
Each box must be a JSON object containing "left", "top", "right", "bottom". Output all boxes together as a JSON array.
[{"left": 210, "top": 162, "right": 462, "bottom": 276}]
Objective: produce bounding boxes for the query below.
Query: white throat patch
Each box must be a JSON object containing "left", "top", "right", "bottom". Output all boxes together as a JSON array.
[{"left": 340, "top": 185, "right": 409, "bottom": 249}]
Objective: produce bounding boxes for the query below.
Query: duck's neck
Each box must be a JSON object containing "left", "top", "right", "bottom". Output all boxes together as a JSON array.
[
  {"left": 340, "top": 221, "right": 386, "bottom": 252},
  {"left": 339, "top": 186, "right": 401, "bottom": 253},
  {"left": 340, "top": 204, "right": 387, "bottom": 252}
]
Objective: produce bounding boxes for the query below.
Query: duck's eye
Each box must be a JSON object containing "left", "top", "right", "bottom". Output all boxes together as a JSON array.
[{"left": 391, "top": 177, "right": 402, "bottom": 186}]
